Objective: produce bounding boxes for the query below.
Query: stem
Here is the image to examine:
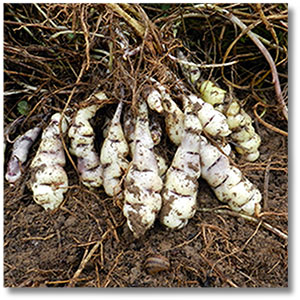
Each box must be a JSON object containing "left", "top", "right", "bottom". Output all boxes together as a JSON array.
[
  {"left": 227, "top": 12, "right": 288, "bottom": 121},
  {"left": 195, "top": 4, "right": 288, "bottom": 121},
  {"left": 106, "top": 3, "right": 145, "bottom": 38}
]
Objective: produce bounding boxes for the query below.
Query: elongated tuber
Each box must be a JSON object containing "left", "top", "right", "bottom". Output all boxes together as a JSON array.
[
  {"left": 123, "top": 100, "right": 163, "bottom": 238},
  {"left": 29, "top": 113, "right": 69, "bottom": 210},
  {"left": 100, "top": 101, "right": 129, "bottom": 197},
  {"left": 152, "top": 80, "right": 185, "bottom": 145},
  {"left": 160, "top": 101, "right": 202, "bottom": 229},
  {"left": 68, "top": 103, "right": 103, "bottom": 188},
  {"left": 123, "top": 106, "right": 168, "bottom": 176},
  {"left": 199, "top": 136, "right": 262, "bottom": 215},
  {"left": 5, "top": 126, "right": 41, "bottom": 184},
  {"left": 199, "top": 80, "right": 261, "bottom": 161}
]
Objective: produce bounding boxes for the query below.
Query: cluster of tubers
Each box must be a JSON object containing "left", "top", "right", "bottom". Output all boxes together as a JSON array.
[{"left": 5, "top": 55, "right": 263, "bottom": 239}]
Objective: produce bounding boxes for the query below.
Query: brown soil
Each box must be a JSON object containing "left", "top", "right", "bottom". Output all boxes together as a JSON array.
[{"left": 3, "top": 3, "right": 288, "bottom": 287}]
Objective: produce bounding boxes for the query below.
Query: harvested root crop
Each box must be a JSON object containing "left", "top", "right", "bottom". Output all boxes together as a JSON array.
[
  {"left": 182, "top": 92, "right": 231, "bottom": 138},
  {"left": 100, "top": 101, "right": 129, "bottom": 197},
  {"left": 152, "top": 80, "right": 185, "bottom": 145},
  {"left": 68, "top": 102, "right": 103, "bottom": 188},
  {"left": 29, "top": 113, "right": 69, "bottom": 210},
  {"left": 199, "top": 136, "right": 262, "bottom": 215},
  {"left": 160, "top": 101, "right": 202, "bottom": 229},
  {"left": 144, "top": 85, "right": 164, "bottom": 114},
  {"left": 123, "top": 106, "right": 168, "bottom": 176},
  {"left": 5, "top": 126, "right": 41, "bottom": 184},
  {"left": 199, "top": 80, "right": 261, "bottom": 161},
  {"left": 123, "top": 100, "right": 163, "bottom": 238}
]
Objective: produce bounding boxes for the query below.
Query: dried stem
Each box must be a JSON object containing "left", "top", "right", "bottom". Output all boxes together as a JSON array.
[{"left": 197, "top": 4, "right": 288, "bottom": 121}]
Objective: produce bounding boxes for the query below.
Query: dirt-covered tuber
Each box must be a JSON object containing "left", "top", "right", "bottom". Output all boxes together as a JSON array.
[
  {"left": 160, "top": 100, "right": 202, "bottom": 229},
  {"left": 123, "top": 100, "right": 163, "bottom": 238},
  {"left": 68, "top": 101, "right": 104, "bottom": 189},
  {"left": 5, "top": 126, "right": 41, "bottom": 184},
  {"left": 29, "top": 113, "right": 69, "bottom": 210},
  {"left": 199, "top": 136, "right": 262, "bottom": 215},
  {"left": 100, "top": 101, "right": 129, "bottom": 197}
]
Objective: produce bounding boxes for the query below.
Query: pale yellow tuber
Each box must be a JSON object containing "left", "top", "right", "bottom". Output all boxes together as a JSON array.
[{"left": 199, "top": 80, "right": 261, "bottom": 161}]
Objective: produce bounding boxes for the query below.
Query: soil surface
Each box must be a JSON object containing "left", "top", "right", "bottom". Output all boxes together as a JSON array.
[{"left": 3, "top": 3, "right": 288, "bottom": 288}]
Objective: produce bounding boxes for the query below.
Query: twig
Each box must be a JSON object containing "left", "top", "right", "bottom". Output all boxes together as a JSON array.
[
  {"left": 168, "top": 53, "right": 238, "bottom": 68},
  {"left": 253, "top": 102, "right": 288, "bottom": 136},
  {"left": 106, "top": 3, "right": 145, "bottom": 38},
  {"left": 199, "top": 207, "right": 288, "bottom": 241},
  {"left": 263, "top": 157, "right": 272, "bottom": 210},
  {"left": 68, "top": 230, "right": 110, "bottom": 287},
  {"left": 80, "top": 5, "right": 91, "bottom": 71}
]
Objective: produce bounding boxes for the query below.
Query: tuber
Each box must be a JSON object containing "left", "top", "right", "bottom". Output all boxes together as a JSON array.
[
  {"left": 199, "top": 80, "right": 261, "bottom": 161},
  {"left": 199, "top": 136, "right": 262, "bottom": 215},
  {"left": 100, "top": 101, "right": 129, "bottom": 197},
  {"left": 29, "top": 113, "right": 69, "bottom": 210},
  {"left": 123, "top": 100, "right": 163, "bottom": 238},
  {"left": 159, "top": 100, "right": 202, "bottom": 229},
  {"left": 5, "top": 126, "right": 41, "bottom": 184},
  {"left": 123, "top": 105, "right": 168, "bottom": 177},
  {"left": 68, "top": 102, "right": 103, "bottom": 188}
]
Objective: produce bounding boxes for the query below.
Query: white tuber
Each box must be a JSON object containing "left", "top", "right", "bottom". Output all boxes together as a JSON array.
[
  {"left": 100, "top": 101, "right": 129, "bottom": 197},
  {"left": 5, "top": 126, "right": 41, "bottom": 184},
  {"left": 123, "top": 106, "right": 168, "bottom": 177},
  {"left": 183, "top": 93, "right": 231, "bottom": 138},
  {"left": 29, "top": 113, "right": 69, "bottom": 210},
  {"left": 199, "top": 136, "right": 262, "bottom": 215},
  {"left": 68, "top": 103, "right": 103, "bottom": 188},
  {"left": 199, "top": 80, "right": 261, "bottom": 161},
  {"left": 123, "top": 101, "right": 163, "bottom": 238},
  {"left": 144, "top": 86, "right": 164, "bottom": 113},
  {"left": 159, "top": 102, "right": 202, "bottom": 229},
  {"left": 153, "top": 81, "right": 185, "bottom": 145}
]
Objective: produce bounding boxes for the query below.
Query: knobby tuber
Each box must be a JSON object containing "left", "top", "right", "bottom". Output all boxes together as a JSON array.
[
  {"left": 5, "top": 126, "right": 41, "bottom": 184},
  {"left": 123, "top": 100, "right": 163, "bottom": 238},
  {"left": 199, "top": 80, "right": 261, "bottom": 161},
  {"left": 29, "top": 113, "right": 69, "bottom": 210},
  {"left": 176, "top": 51, "right": 261, "bottom": 161},
  {"left": 151, "top": 79, "right": 185, "bottom": 145},
  {"left": 100, "top": 101, "right": 129, "bottom": 197},
  {"left": 182, "top": 92, "right": 231, "bottom": 138},
  {"left": 199, "top": 136, "right": 262, "bottom": 215},
  {"left": 160, "top": 99, "right": 202, "bottom": 229},
  {"left": 123, "top": 106, "right": 168, "bottom": 176},
  {"left": 68, "top": 102, "right": 103, "bottom": 188}
]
